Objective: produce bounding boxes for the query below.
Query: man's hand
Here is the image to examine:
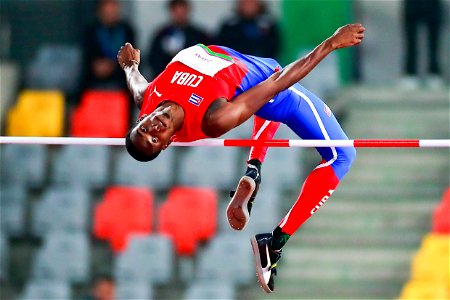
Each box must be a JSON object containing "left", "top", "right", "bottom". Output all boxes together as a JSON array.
[
  {"left": 329, "top": 23, "right": 365, "bottom": 49},
  {"left": 117, "top": 42, "right": 141, "bottom": 69}
]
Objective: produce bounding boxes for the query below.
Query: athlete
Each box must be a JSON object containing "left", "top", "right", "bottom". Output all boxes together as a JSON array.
[{"left": 117, "top": 23, "right": 365, "bottom": 293}]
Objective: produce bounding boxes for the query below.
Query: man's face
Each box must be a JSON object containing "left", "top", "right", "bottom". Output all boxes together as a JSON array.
[
  {"left": 170, "top": 4, "right": 190, "bottom": 26},
  {"left": 130, "top": 106, "right": 176, "bottom": 155}
]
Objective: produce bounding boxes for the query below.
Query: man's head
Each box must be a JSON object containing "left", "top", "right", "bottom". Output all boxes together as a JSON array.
[
  {"left": 126, "top": 105, "right": 177, "bottom": 162},
  {"left": 168, "top": 0, "right": 191, "bottom": 26},
  {"left": 237, "top": 0, "right": 264, "bottom": 19},
  {"left": 91, "top": 274, "right": 115, "bottom": 300},
  {"left": 97, "top": 0, "right": 121, "bottom": 26}
]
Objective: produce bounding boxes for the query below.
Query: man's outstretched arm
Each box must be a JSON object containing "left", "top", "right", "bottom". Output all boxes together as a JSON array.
[
  {"left": 117, "top": 43, "right": 149, "bottom": 109},
  {"left": 205, "top": 23, "right": 365, "bottom": 137}
]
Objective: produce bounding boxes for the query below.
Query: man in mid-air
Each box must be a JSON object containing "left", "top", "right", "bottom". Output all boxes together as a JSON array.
[{"left": 117, "top": 23, "right": 365, "bottom": 293}]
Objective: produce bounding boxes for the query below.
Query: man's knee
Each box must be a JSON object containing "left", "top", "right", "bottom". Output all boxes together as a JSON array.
[{"left": 337, "top": 146, "right": 356, "bottom": 175}]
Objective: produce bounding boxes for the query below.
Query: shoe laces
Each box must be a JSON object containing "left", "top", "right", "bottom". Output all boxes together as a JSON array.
[
  {"left": 246, "top": 164, "right": 261, "bottom": 183},
  {"left": 269, "top": 249, "right": 282, "bottom": 275}
]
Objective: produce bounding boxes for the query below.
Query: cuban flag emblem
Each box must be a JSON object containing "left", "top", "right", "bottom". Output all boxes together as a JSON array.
[{"left": 188, "top": 93, "right": 204, "bottom": 106}]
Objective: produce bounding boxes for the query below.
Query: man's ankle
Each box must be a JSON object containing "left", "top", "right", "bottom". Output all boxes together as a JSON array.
[
  {"left": 246, "top": 159, "right": 262, "bottom": 183},
  {"left": 271, "top": 226, "right": 290, "bottom": 250}
]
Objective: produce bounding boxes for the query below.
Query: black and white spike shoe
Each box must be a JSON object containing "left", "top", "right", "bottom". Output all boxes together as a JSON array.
[{"left": 250, "top": 233, "right": 282, "bottom": 293}]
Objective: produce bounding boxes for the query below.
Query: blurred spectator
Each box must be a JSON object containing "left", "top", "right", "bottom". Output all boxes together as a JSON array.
[
  {"left": 400, "top": 0, "right": 444, "bottom": 89},
  {"left": 82, "top": 0, "right": 135, "bottom": 90},
  {"left": 147, "top": 0, "right": 211, "bottom": 77},
  {"left": 85, "top": 275, "right": 116, "bottom": 300},
  {"left": 215, "top": 0, "right": 280, "bottom": 58}
]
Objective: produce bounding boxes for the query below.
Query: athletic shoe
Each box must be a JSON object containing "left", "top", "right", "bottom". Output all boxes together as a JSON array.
[
  {"left": 227, "top": 164, "right": 260, "bottom": 230},
  {"left": 250, "top": 233, "right": 282, "bottom": 293}
]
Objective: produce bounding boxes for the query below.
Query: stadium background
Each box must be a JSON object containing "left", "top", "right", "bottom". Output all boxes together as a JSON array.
[{"left": 0, "top": 0, "right": 449, "bottom": 299}]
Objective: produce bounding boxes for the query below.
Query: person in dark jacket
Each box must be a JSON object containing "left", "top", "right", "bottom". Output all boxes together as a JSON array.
[
  {"left": 82, "top": 0, "right": 135, "bottom": 90},
  {"left": 216, "top": 0, "right": 280, "bottom": 59},
  {"left": 147, "top": 0, "right": 211, "bottom": 78}
]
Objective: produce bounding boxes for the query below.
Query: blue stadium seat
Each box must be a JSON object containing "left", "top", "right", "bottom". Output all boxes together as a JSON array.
[
  {"left": 196, "top": 233, "right": 253, "bottom": 285},
  {"left": 50, "top": 145, "right": 110, "bottom": 188},
  {"left": 25, "top": 44, "right": 81, "bottom": 94},
  {"left": 116, "top": 281, "right": 153, "bottom": 300},
  {"left": 0, "top": 184, "right": 27, "bottom": 237},
  {"left": 184, "top": 280, "right": 235, "bottom": 300},
  {"left": 114, "top": 234, "right": 174, "bottom": 285},
  {"left": 218, "top": 187, "right": 281, "bottom": 235},
  {"left": 31, "top": 186, "right": 89, "bottom": 237},
  {"left": 20, "top": 279, "right": 70, "bottom": 300},
  {"left": 178, "top": 147, "right": 240, "bottom": 189},
  {"left": 0, "top": 233, "right": 8, "bottom": 281},
  {"left": 0, "top": 144, "right": 46, "bottom": 188},
  {"left": 31, "top": 232, "right": 90, "bottom": 283},
  {"left": 112, "top": 148, "right": 174, "bottom": 189}
]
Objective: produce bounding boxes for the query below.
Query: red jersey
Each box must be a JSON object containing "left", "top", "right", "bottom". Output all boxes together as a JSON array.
[{"left": 140, "top": 44, "right": 248, "bottom": 142}]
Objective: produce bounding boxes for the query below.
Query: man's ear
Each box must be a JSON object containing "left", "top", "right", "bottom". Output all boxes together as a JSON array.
[{"left": 162, "top": 139, "right": 172, "bottom": 151}]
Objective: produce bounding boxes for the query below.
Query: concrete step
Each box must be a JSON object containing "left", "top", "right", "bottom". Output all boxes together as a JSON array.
[
  {"left": 294, "top": 230, "right": 423, "bottom": 248},
  {"left": 307, "top": 198, "right": 437, "bottom": 216},
  {"left": 354, "top": 148, "right": 449, "bottom": 160},
  {"left": 337, "top": 86, "right": 449, "bottom": 106},
  {"left": 298, "top": 212, "right": 431, "bottom": 232},
  {"left": 263, "top": 282, "right": 403, "bottom": 299},
  {"left": 335, "top": 184, "right": 444, "bottom": 199},
  {"left": 282, "top": 248, "right": 412, "bottom": 266},
  {"left": 344, "top": 168, "right": 447, "bottom": 186}
]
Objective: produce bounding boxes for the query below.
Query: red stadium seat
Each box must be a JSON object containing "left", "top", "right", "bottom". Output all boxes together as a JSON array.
[
  {"left": 158, "top": 187, "right": 217, "bottom": 256},
  {"left": 71, "top": 90, "right": 129, "bottom": 137},
  {"left": 93, "top": 186, "right": 153, "bottom": 252},
  {"left": 432, "top": 188, "right": 450, "bottom": 234}
]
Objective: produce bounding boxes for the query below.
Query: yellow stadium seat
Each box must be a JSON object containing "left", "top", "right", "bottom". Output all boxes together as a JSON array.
[
  {"left": 411, "top": 234, "right": 450, "bottom": 285},
  {"left": 421, "top": 233, "right": 450, "bottom": 255},
  {"left": 399, "top": 281, "right": 449, "bottom": 299},
  {"left": 6, "top": 90, "right": 64, "bottom": 137},
  {"left": 412, "top": 251, "right": 450, "bottom": 284}
]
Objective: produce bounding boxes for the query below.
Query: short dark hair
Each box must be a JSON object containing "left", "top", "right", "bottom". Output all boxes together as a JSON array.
[
  {"left": 125, "top": 131, "right": 160, "bottom": 162},
  {"left": 168, "top": 0, "right": 189, "bottom": 9}
]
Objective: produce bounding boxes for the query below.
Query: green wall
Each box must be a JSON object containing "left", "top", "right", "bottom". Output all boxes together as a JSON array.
[{"left": 280, "top": 0, "right": 354, "bottom": 83}]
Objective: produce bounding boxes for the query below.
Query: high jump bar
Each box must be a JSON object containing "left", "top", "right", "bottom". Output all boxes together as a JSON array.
[{"left": 0, "top": 137, "right": 449, "bottom": 148}]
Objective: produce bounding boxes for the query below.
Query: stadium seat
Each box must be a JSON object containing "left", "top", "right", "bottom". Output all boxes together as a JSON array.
[
  {"left": 25, "top": 44, "right": 81, "bottom": 94},
  {"left": 6, "top": 90, "right": 64, "bottom": 137},
  {"left": 236, "top": 186, "right": 281, "bottom": 235},
  {"left": 31, "top": 232, "right": 90, "bottom": 283},
  {"left": 114, "top": 234, "right": 174, "bottom": 285},
  {"left": 432, "top": 188, "right": 450, "bottom": 234},
  {"left": 116, "top": 281, "right": 153, "bottom": 300},
  {"left": 0, "top": 62, "right": 20, "bottom": 131},
  {"left": 71, "top": 90, "right": 129, "bottom": 137},
  {"left": 158, "top": 187, "right": 217, "bottom": 255},
  {"left": 31, "top": 186, "right": 90, "bottom": 237},
  {"left": 0, "top": 233, "right": 8, "bottom": 281},
  {"left": 178, "top": 147, "right": 240, "bottom": 189},
  {"left": 0, "top": 184, "right": 27, "bottom": 237},
  {"left": 93, "top": 186, "right": 153, "bottom": 252},
  {"left": 399, "top": 281, "right": 449, "bottom": 300},
  {"left": 113, "top": 147, "right": 174, "bottom": 189},
  {"left": 184, "top": 280, "right": 235, "bottom": 300},
  {"left": 196, "top": 233, "right": 253, "bottom": 286},
  {"left": 50, "top": 145, "right": 110, "bottom": 189},
  {"left": 0, "top": 144, "right": 47, "bottom": 188},
  {"left": 260, "top": 129, "right": 303, "bottom": 189},
  {"left": 411, "top": 234, "right": 450, "bottom": 284},
  {"left": 20, "top": 280, "right": 71, "bottom": 300}
]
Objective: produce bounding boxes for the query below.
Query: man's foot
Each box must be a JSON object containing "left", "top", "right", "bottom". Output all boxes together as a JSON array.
[
  {"left": 227, "top": 161, "right": 261, "bottom": 230},
  {"left": 250, "top": 233, "right": 282, "bottom": 293}
]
